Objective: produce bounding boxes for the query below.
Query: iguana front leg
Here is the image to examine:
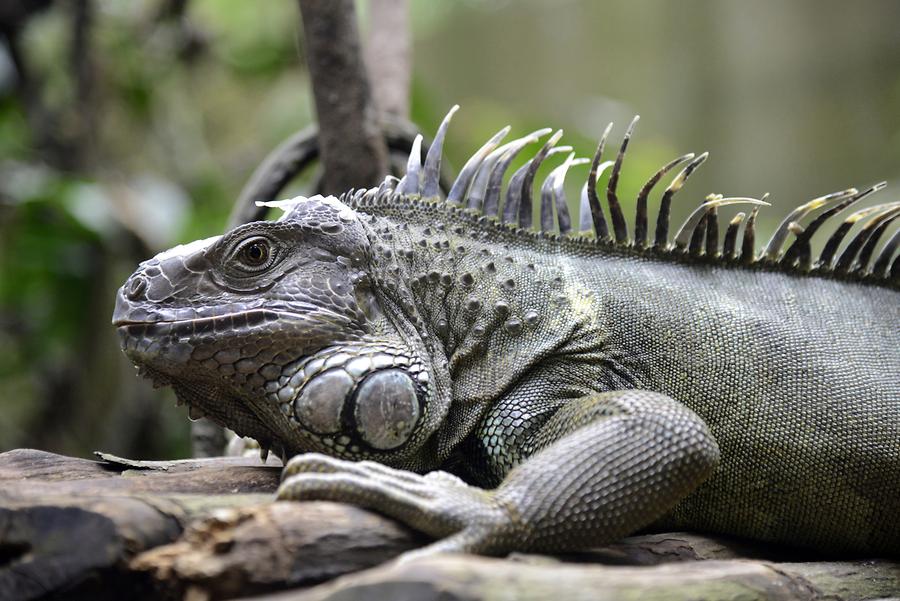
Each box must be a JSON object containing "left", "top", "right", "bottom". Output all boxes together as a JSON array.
[{"left": 277, "top": 390, "right": 719, "bottom": 556}]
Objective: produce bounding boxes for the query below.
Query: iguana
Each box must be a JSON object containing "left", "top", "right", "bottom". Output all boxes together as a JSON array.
[{"left": 112, "top": 107, "right": 900, "bottom": 558}]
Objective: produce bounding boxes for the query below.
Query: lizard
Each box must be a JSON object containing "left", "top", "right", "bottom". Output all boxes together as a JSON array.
[{"left": 112, "top": 106, "right": 900, "bottom": 558}]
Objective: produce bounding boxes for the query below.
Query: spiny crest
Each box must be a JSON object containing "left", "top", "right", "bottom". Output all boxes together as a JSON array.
[{"left": 347, "top": 106, "right": 899, "bottom": 284}]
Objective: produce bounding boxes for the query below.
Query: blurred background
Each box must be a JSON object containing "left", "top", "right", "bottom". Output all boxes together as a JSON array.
[{"left": 1, "top": 0, "right": 899, "bottom": 459}]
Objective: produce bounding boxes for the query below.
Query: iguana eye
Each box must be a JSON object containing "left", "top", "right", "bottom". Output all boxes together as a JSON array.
[{"left": 234, "top": 237, "right": 273, "bottom": 271}]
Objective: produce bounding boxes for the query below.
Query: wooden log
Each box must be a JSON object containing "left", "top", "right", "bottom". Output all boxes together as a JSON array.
[
  {"left": 0, "top": 449, "right": 282, "bottom": 496},
  {"left": 130, "top": 516, "right": 900, "bottom": 601},
  {"left": 0, "top": 449, "right": 280, "bottom": 601},
  {"left": 0, "top": 449, "right": 421, "bottom": 600},
  {"left": 3, "top": 448, "right": 899, "bottom": 601},
  {"left": 242, "top": 554, "right": 900, "bottom": 601},
  {"left": 130, "top": 501, "right": 422, "bottom": 600},
  {"left": 130, "top": 520, "right": 793, "bottom": 600}
]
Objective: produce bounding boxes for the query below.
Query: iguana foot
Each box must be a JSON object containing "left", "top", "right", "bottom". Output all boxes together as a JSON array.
[{"left": 277, "top": 453, "right": 514, "bottom": 556}]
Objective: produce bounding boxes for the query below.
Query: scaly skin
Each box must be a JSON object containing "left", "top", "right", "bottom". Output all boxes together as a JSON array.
[{"left": 113, "top": 116, "right": 900, "bottom": 558}]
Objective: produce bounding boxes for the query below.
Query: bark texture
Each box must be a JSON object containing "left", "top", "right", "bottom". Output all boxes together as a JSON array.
[
  {"left": 247, "top": 555, "right": 900, "bottom": 601},
  {"left": 1, "top": 448, "right": 898, "bottom": 601}
]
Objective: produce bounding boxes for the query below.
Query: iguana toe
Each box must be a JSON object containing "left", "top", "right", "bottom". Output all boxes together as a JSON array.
[{"left": 278, "top": 454, "right": 513, "bottom": 554}]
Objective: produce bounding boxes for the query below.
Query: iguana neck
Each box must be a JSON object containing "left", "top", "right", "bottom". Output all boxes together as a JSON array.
[{"left": 363, "top": 211, "right": 607, "bottom": 382}]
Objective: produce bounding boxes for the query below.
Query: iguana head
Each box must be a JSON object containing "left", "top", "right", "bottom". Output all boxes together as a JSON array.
[{"left": 113, "top": 193, "right": 450, "bottom": 467}]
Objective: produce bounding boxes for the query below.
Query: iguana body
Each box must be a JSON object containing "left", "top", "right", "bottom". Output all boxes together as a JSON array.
[{"left": 113, "top": 108, "right": 900, "bottom": 557}]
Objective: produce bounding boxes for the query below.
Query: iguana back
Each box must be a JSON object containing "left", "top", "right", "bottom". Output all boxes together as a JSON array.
[{"left": 585, "top": 255, "right": 899, "bottom": 552}]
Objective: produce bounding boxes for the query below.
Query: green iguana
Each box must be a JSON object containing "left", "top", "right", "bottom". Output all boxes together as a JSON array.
[{"left": 112, "top": 107, "right": 900, "bottom": 558}]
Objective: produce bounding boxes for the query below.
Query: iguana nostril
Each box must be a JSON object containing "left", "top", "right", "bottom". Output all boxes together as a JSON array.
[{"left": 126, "top": 276, "right": 148, "bottom": 301}]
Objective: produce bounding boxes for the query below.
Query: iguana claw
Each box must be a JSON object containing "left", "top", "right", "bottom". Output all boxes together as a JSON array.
[{"left": 277, "top": 453, "right": 513, "bottom": 555}]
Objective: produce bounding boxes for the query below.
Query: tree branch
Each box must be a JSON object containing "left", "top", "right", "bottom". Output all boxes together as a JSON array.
[
  {"left": 365, "top": 0, "right": 410, "bottom": 119},
  {"left": 297, "top": 0, "right": 389, "bottom": 195},
  {"left": 227, "top": 120, "right": 431, "bottom": 227}
]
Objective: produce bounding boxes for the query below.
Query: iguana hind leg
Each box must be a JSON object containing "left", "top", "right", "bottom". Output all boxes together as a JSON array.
[{"left": 277, "top": 390, "right": 719, "bottom": 556}]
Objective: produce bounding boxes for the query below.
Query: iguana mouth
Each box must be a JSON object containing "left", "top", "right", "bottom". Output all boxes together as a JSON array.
[
  {"left": 113, "top": 310, "right": 282, "bottom": 339},
  {"left": 112, "top": 273, "right": 342, "bottom": 330},
  {"left": 112, "top": 308, "right": 309, "bottom": 329}
]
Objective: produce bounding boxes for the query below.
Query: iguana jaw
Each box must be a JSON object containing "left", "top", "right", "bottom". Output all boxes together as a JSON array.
[
  {"left": 113, "top": 305, "right": 342, "bottom": 455},
  {"left": 115, "top": 308, "right": 432, "bottom": 461}
]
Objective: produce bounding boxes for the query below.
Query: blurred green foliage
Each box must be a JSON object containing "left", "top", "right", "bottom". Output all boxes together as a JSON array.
[{"left": 1, "top": 0, "right": 898, "bottom": 459}]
